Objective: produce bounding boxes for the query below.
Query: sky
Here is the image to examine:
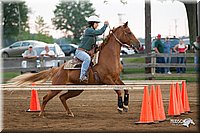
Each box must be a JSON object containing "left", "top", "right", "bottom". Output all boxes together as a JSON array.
[{"left": 9, "top": 0, "right": 200, "bottom": 38}]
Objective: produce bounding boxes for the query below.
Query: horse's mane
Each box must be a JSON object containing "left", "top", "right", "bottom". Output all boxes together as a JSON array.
[{"left": 99, "top": 26, "right": 121, "bottom": 50}]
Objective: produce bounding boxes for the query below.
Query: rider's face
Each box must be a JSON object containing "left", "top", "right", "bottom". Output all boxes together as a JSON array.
[{"left": 93, "top": 23, "right": 99, "bottom": 29}]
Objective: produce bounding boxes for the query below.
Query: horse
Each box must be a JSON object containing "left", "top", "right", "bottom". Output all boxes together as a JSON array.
[{"left": 10, "top": 22, "right": 140, "bottom": 117}]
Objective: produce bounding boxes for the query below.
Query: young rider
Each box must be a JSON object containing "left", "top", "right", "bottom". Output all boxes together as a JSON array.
[{"left": 75, "top": 15, "right": 109, "bottom": 82}]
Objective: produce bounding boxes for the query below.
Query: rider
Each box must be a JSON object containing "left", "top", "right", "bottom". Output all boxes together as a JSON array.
[{"left": 75, "top": 15, "right": 109, "bottom": 82}]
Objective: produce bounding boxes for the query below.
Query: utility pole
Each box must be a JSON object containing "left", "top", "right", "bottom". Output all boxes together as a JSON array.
[
  {"left": 17, "top": 4, "right": 22, "bottom": 40},
  {"left": 174, "top": 19, "right": 178, "bottom": 37},
  {"left": 145, "top": 0, "right": 152, "bottom": 79},
  {"left": 198, "top": 1, "right": 200, "bottom": 35},
  {"left": 117, "top": 13, "right": 125, "bottom": 24}
]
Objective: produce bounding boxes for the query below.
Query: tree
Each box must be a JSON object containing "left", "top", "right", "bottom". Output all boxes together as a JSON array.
[
  {"left": 3, "top": 1, "right": 29, "bottom": 46},
  {"left": 52, "top": 0, "right": 95, "bottom": 44},
  {"left": 158, "top": 0, "right": 198, "bottom": 44},
  {"left": 35, "top": 15, "right": 49, "bottom": 34},
  {"left": 183, "top": 2, "right": 197, "bottom": 44}
]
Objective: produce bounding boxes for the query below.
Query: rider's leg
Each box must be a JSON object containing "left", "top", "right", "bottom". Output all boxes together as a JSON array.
[{"left": 75, "top": 50, "right": 91, "bottom": 80}]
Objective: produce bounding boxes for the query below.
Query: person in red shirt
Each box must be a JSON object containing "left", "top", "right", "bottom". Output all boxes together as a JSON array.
[{"left": 173, "top": 39, "right": 188, "bottom": 73}]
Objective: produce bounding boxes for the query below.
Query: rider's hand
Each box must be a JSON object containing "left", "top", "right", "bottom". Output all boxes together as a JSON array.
[{"left": 104, "top": 21, "right": 109, "bottom": 25}]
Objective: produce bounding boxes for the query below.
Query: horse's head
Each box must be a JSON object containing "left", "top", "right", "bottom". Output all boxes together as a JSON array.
[{"left": 114, "top": 22, "right": 141, "bottom": 51}]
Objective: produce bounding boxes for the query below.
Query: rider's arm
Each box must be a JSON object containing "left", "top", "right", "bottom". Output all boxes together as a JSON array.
[{"left": 85, "top": 24, "right": 108, "bottom": 36}]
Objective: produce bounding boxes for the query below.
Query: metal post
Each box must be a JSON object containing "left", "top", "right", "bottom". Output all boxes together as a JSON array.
[{"left": 198, "top": 1, "right": 200, "bottom": 36}]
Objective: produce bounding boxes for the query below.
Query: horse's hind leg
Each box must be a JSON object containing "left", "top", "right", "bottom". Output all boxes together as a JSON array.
[
  {"left": 59, "top": 90, "right": 84, "bottom": 117},
  {"left": 39, "top": 90, "right": 61, "bottom": 117}
]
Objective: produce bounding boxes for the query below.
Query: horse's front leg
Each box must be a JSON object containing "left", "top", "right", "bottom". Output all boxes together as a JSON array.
[
  {"left": 115, "top": 78, "right": 129, "bottom": 112},
  {"left": 39, "top": 90, "right": 61, "bottom": 118},
  {"left": 102, "top": 77, "right": 124, "bottom": 113}
]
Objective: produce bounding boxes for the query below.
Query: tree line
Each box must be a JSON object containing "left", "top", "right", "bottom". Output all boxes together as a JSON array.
[{"left": 2, "top": 0, "right": 95, "bottom": 47}]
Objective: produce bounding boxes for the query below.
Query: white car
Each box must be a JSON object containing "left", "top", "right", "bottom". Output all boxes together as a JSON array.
[{"left": 120, "top": 46, "right": 135, "bottom": 55}]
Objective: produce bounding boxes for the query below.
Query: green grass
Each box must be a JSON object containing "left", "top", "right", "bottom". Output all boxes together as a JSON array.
[
  {"left": 121, "top": 76, "right": 198, "bottom": 82},
  {"left": 122, "top": 68, "right": 145, "bottom": 74},
  {"left": 2, "top": 72, "right": 21, "bottom": 83},
  {"left": 123, "top": 58, "right": 145, "bottom": 63}
]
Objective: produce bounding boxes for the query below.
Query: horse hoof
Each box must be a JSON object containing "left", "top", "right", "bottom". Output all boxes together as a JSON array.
[
  {"left": 39, "top": 113, "right": 45, "bottom": 118},
  {"left": 117, "top": 107, "right": 123, "bottom": 114},
  {"left": 123, "top": 105, "right": 129, "bottom": 112},
  {"left": 67, "top": 112, "right": 74, "bottom": 117}
]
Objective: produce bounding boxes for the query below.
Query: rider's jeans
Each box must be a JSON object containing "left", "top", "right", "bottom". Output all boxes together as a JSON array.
[{"left": 75, "top": 49, "right": 91, "bottom": 79}]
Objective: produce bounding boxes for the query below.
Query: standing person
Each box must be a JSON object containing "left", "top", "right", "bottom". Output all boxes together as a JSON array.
[
  {"left": 192, "top": 36, "right": 200, "bottom": 72},
  {"left": 75, "top": 15, "right": 109, "bottom": 82},
  {"left": 22, "top": 45, "right": 37, "bottom": 59},
  {"left": 40, "top": 45, "right": 55, "bottom": 67},
  {"left": 22, "top": 45, "right": 37, "bottom": 72},
  {"left": 153, "top": 34, "right": 165, "bottom": 73},
  {"left": 173, "top": 39, "right": 188, "bottom": 73},
  {"left": 163, "top": 37, "right": 172, "bottom": 74}
]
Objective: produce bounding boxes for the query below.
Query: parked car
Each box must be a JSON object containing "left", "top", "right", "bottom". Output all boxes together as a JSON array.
[
  {"left": 120, "top": 46, "right": 135, "bottom": 55},
  {"left": 59, "top": 44, "right": 78, "bottom": 56},
  {"left": 0, "top": 40, "right": 47, "bottom": 58}
]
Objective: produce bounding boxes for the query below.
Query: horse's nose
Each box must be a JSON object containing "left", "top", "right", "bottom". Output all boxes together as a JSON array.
[{"left": 131, "top": 41, "right": 140, "bottom": 50}]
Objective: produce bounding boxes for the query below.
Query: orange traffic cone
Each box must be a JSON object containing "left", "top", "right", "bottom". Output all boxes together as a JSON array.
[
  {"left": 168, "top": 83, "right": 180, "bottom": 116},
  {"left": 181, "top": 81, "right": 191, "bottom": 113},
  {"left": 156, "top": 85, "right": 166, "bottom": 121},
  {"left": 135, "top": 86, "right": 154, "bottom": 124},
  {"left": 175, "top": 83, "right": 184, "bottom": 114},
  {"left": 26, "top": 83, "right": 41, "bottom": 112},
  {"left": 149, "top": 85, "right": 160, "bottom": 122}
]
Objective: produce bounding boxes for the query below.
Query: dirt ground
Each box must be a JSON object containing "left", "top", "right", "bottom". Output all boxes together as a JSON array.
[{"left": 1, "top": 82, "right": 199, "bottom": 133}]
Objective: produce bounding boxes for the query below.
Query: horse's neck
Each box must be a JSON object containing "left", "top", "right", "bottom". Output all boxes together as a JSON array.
[{"left": 98, "top": 32, "right": 121, "bottom": 67}]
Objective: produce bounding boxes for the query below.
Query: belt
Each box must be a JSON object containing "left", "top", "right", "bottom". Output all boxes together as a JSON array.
[{"left": 78, "top": 48, "right": 89, "bottom": 53}]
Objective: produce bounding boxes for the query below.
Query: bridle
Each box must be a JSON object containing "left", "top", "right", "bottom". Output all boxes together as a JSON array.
[{"left": 108, "top": 25, "right": 138, "bottom": 50}]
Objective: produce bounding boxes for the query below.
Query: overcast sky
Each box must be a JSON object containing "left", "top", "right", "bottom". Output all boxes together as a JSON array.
[{"left": 25, "top": 0, "right": 199, "bottom": 38}]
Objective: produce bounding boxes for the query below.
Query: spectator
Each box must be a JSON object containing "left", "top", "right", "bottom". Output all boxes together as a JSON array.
[
  {"left": 40, "top": 45, "right": 55, "bottom": 67},
  {"left": 21, "top": 45, "right": 37, "bottom": 72},
  {"left": 22, "top": 45, "right": 37, "bottom": 59},
  {"left": 163, "top": 37, "right": 172, "bottom": 74},
  {"left": 153, "top": 34, "right": 165, "bottom": 73},
  {"left": 192, "top": 36, "right": 200, "bottom": 72},
  {"left": 173, "top": 39, "right": 188, "bottom": 73}
]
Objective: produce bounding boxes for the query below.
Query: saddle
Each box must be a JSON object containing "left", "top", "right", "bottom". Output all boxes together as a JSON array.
[
  {"left": 64, "top": 51, "right": 99, "bottom": 69},
  {"left": 64, "top": 52, "right": 101, "bottom": 83}
]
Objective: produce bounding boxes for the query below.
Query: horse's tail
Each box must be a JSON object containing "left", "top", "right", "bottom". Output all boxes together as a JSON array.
[{"left": 9, "top": 67, "right": 60, "bottom": 86}]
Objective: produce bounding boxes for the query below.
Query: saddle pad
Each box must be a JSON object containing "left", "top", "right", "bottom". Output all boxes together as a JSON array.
[
  {"left": 92, "top": 51, "right": 100, "bottom": 66},
  {"left": 64, "top": 59, "right": 81, "bottom": 69}
]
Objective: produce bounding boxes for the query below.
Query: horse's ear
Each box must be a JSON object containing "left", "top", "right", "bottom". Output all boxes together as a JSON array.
[{"left": 123, "top": 21, "right": 128, "bottom": 28}]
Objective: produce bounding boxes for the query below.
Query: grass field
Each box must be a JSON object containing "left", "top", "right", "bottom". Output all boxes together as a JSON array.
[{"left": 2, "top": 56, "right": 197, "bottom": 83}]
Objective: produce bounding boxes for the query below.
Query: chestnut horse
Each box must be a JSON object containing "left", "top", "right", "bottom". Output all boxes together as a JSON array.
[{"left": 11, "top": 22, "right": 140, "bottom": 117}]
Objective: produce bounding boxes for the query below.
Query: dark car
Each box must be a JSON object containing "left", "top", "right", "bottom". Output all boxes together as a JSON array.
[
  {"left": 0, "top": 40, "right": 48, "bottom": 58},
  {"left": 59, "top": 44, "right": 78, "bottom": 56}
]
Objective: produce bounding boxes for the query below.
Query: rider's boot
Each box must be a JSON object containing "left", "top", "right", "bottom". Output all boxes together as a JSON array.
[
  {"left": 117, "top": 96, "right": 123, "bottom": 113},
  {"left": 123, "top": 93, "right": 129, "bottom": 112},
  {"left": 80, "top": 75, "right": 88, "bottom": 83}
]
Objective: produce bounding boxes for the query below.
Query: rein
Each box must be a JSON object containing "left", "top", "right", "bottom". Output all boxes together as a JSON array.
[
  {"left": 109, "top": 25, "right": 140, "bottom": 53},
  {"left": 108, "top": 25, "right": 128, "bottom": 47}
]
